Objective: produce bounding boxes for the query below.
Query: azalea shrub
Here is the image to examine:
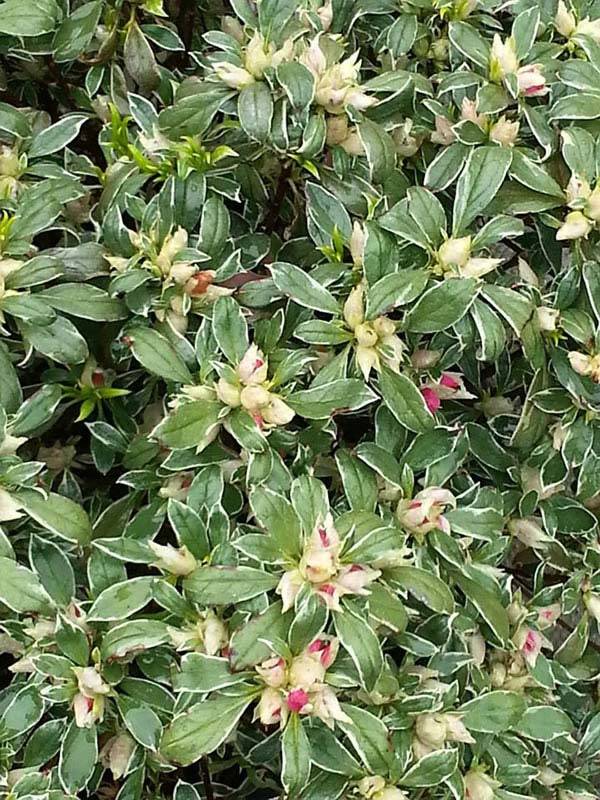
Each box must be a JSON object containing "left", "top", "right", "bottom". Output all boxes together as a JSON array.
[{"left": 1, "top": 0, "right": 600, "bottom": 799}]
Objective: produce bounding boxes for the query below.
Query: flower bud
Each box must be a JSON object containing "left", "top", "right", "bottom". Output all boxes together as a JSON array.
[
  {"left": 257, "top": 687, "right": 284, "bottom": 725},
  {"left": 415, "top": 713, "right": 447, "bottom": 749},
  {"left": 490, "top": 662, "right": 507, "bottom": 686},
  {"left": 355, "top": 322, "right": 378, "bottom": 348},
  {"left": 202, "top": 612, "right": 228, "bottom": 655},
  {"left": 490, "top": 35, "right": 518, "bottom": 80},
  {"left": 238, "top": 344, "right": 268, "bottom": 384},
  {"left": 463, "top": 770, "right": 500, "bottom": 800},
  {"left": 438, "top": 236, "right": 471, "bottom": 269},
  {"left": 326, "top": 115, "right": 349, "bottom": 145},
  {"left": 102, "top": 733, "right": 136, "bottom": 779},
  {"left": 517, "top": 64, "right": 548, "bottom": 97},
  {"left": 555, "top": 0, "right": 576, "bottom": 37},
  {"left": 240, "top": 384, "right": 271, "bottom": 411},
  {"left": 508, "top": 517, "right": 551, "bottom": 549},
  {"left": 148, "top": 542, "right": 197, "bottom": 576},
  {"left": 214, "top": 62, "right": 255, "bottom": 89},
  {"left": 256, "top": 656, "right": 287, "bottom": 688},
  {"left": 585, "top": 184, "right": 600, "bottom": 221},
  {"left": 245, "top": 32, "right": 272, "bottom": 78},
  {"left": 343, "top": 285, "right": 365, "bottom": 329},
  {"left": 170, "top": 262, "right": 197, "bottom": 284},
  {"left": 286, "top": 688, "right": 310, "bottom": 713},
  {"left": 411, "top": 348, "right": 441, "bottom": 369},
  {"left": 288, "top": 654, "right": 326, "bottom": 689},
  {"left": 350, "top": 221, "right": 365, "bottom": 266},
  {"left": 261, "top": 396, "right": 295, "bottom": 426},
  {"left": 489, "top": 117, "right": 519, "bottom": 146},
  {"left": 536, "top": 306, "right": 559, "bottom": 331},
  {"left": 468, "top": 630, "right": 486, "bottom": 665},
  {"left": 556, "top": 210, "right": 592, "bottom": 241},
  {"left": 216, "top": 378, "right": 242, "bottom": 407},
  {"left": 584, "top": 592, "right": 600, "bottom": 623},
  {"left": 575, "top": 18, "right": 600, "bottom": 43},
  {"left": 537, "top": 766, "right": 563, "bottom": 787}
]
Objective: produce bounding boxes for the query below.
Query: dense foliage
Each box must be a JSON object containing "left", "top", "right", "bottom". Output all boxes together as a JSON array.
[{"left": 1, "top": 0, "right": 600, "bottom": 798}]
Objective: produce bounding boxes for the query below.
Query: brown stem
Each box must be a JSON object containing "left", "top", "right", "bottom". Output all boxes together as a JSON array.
[{"left": 200, "top": 756, "right": 214, "bottom": 800}]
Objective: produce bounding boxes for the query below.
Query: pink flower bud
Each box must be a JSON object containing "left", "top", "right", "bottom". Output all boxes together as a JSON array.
[{"left": 286, "top": 688, "right": 310, "bottom": 713}]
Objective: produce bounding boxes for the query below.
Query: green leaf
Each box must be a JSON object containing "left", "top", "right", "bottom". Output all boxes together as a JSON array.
[
  {"left": 249, "top": 486, "right": 302, "bottom": 557},
  {"left": 0, "top": 340, "right": 22, "bottom": 413},
  {"left": 0, "top": 0, "right": 61, "bottom": 36},
  {"left": 52, "top": 0, "right": 102, "bottom": 61},
  {"left": 101, "top": 620, "right": 171, "bottom": 660},
  {"left": 287, "top": 379, "right": 378, "bottom": 419},
  {"left": 460, "top": 691, "right": 526, "bottom": 733},
  {"left": 282, "top": 715, "right": 312, "bottom": 796},
  {"left": 212, "top": 296, "right": 249, "bottom": 364},
  {"left": 230, "top": 601, "right": 292, "bottom": 670},
  {"left": 152, "top": 400, "right": 221, "bottom": 450},
  {"left": 88, "top": 577, "right": 155, "bottom": 621},
  {"left": 128, "top": 326, "right": 193, "bottom": 383},
  {"left": 29, "top": 535, "right": 75, "bottom": 607},
  {"left": 161, "top": 693, "right": 254, "bottom": 765},
  {"left": 270, "top": 261, "right": 339, "bottom": 314},
  {"left": 387, "top": 566, "right": 454, "bottom": 614},
  {"left": 405, "top": 278, "right": 479, "bottom": 333},
  {"left": 39, "top": 283, "right": 127, "bottom": 321},
  {"left": 452, "top": 146, "right": 512, "bottom": 233},
  {"left": 337, "top": 705, "right": 392, "bottom": 774},
  {"left": 184, "top": 566, "right": 278, "bottom": 605},
  {"left": 378, "top": 366, "right": 435, "bottom": 433},
  {"left": 19, "top": 317, "right": 89, "bottom": 365},
  {"left": 358, "top": 120, "right": 396, "bottom": 184},
  {"left": 401, "top": 748, "right": 458, "bottom": 787},
  {"left": 59, "top": 722, "right": 97, "bottom": 793},
  {"left": 277, "top": 62, "right": 315, "bottom": 110},
  {"left": 455, "top": 573, "right": 509, "bottom": 644},
  {"left": 238, "top": 82, "right": 273, "bottom": 143},
  {"left": 29, "top": 115, "right": 88, "bottom": 158},
  {"left": 118, "top": 695, "right": 163, "bottom": 750},
  {"left": 16, "top": 489, "right": 92, "bottom": 545},
  {"left": 519, "top": 706, "right": 574, "bottom": 741},
  {"left": 334, "top": 599, "right": 383, "bottom": 691},
  {"left": 365, "top": 269, "right": 428, "bottom": 319}
]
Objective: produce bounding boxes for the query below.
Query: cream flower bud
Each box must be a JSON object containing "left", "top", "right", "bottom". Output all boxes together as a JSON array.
[
  {"left": 444, "top": 714, "right": 475, "bottom": 743},
  {"left": 148, "top": 542, "right": 197, "bottom": 576},
  {"left": 568, "top": 351, "right": 592, "bottom": 376},
  {"left": 73, "top": 693, "right": 103, "bottom": 728},
  {"left": 214, "top": 62, "right": 255, "bottom": 89},
  {"left": 411, "top": 349, "right": 441, "bottom": 369},
  {"left": 169, "top": 262, "right": 197, "bottom": 284},
  {"left": 463, "top": 770, "right": 500, "bottom": 800},
  {"left": 261, "top": 396, "right": 295, "bottom": 426},
  {"left": 438, "top": 236, "right": 471, "bottom": 269},
  {"left": 256, "top": 656, "right": 287, "bottom": 688},
  {"left": 379, "top": 789, "right": 408, "bottom": 800},
  {"left": 584, "top": 592, "right": 600, "bottom": 623},
  {"left": 490, "top": 661, "right": 507, "bottom": 686},
  {"left": 555, "top": 0, "right": 577, "bottom": 36},
  {"left": 460, "top": 257, "right": 502, "bottom": 278},
  {"left": 216, "top": 378, "right": 242, "bottom": 407},
  {"left": 276, "top": 569, "right": 303, "bottom": 612},
  {"left": 415, "top": 713, "right": 447, "bottom": 748},
  {"left": 256, "top": 687, "right": 284, "bottom": 725},
  {"left": 316, "top": 0, "right": 334, "bottom": 31},
  {"left": 288, "top": 654, "right": 326, "bottom": 689},
  {"left": 430, "top": 115, "right": 455, "bottom": 146},
  {"left": 575, "top": 18, "right": 600, "bottom": 42},
  {"left": 0, "top": 145, "right": 20, "bottom": 176},
  {"left": 340, "top": 131, "right": 365, "bottom": 156},
  {"left": 468, "top": 630, "right": 486, "bottom": 665},
  {"left": 343, "top": 285, "right": 365, "bottom": 329},
  {"left": 489, "top": 117, "right": 519, "bottom": 146},
  {"left": 490, "top": 35, "right": 518, "bottom": 80},
  {"left": 556, "top": 211, "right": 593, "bottom": 241},
  {"left": 245, "top": 32, "right": 272, "bottom": 78},
  {"left": 355, "top": 323, "right": 378, "bottom": 348},
  {"left": 238, "top": 344, "right": 268, "bottom": 384},
  {"left": 536, "top": 306, "right": 559, "bottom": 331},
  {"left": 358, "top": 776, "right": 386, "bottom": 796},
  {"left": 350, "top": 221, "right": 365, "bottom": 266},
  {"left": 585, "top": 184, "right": 600, "bottom": 221},
  {"left": 240, "top": 384, "right": 271, "bottom": 411},
  {"left": 517, "top": 64, "right": 548, "bottom": 97},
  {"left": 566, "top": 174, "right": 590, "bottom": 206},
  {"left": 202, "top": 613, "right": 228, "bottom": 656},
  {"left": 508, "top": 517, "right": 552, "bottom": 549}
]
